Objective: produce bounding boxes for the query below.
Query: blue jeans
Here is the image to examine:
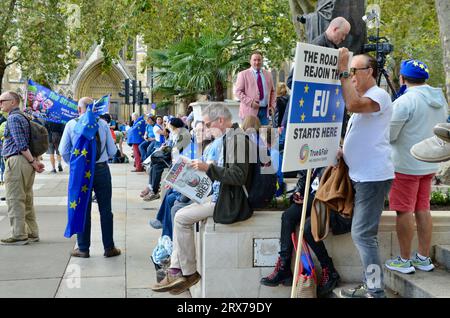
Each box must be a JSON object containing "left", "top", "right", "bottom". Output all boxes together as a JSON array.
[
  {"left": 77, "top": 163, "right": 115, "bottom": 252},
  {"left": 155, "top": 189, "right": 178, "bottom": 239},
  {"left": 351, "top": 179, "right": 392, "bottom": 293},
  {"left": 257, "top": 107, "right": 269, "bottom": 125},
  {"left": 139, "top": 140, "right": 152, "bottom": 161},
  {"left": 0, "top": 156, "right": 4, "bottom": 182}
]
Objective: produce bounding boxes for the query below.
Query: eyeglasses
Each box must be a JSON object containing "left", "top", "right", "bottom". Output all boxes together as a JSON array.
[
  {"left": 0, "top": 99, "right": 13, "bottom": 104},
  {"left": 350, "top": 67, "right": 371, "bottom": 76},
  {"left": 204, "top": 118, "right": 219, "bottom": 128}
]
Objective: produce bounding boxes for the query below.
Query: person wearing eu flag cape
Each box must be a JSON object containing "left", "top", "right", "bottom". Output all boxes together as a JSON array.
[{"left": 59, "top": 97, "right": 120, "bottom": 258}]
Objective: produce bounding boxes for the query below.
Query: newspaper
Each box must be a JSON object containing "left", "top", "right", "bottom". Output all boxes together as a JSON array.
[{"left": 164, "top": 156, "right": 212, "bottom": 204}]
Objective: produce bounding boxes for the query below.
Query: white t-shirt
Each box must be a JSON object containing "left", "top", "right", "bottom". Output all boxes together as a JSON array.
[
  {"left": 153, "top": 124, "right": 165, "bottom": 143},
  {"left": 343, "top": 85, "right": 395, "bottom": 182}
]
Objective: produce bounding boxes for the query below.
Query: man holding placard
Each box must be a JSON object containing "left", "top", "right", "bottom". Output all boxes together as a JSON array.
[{"left": 337, "top": 50, "right": 394, "bottom": 298}]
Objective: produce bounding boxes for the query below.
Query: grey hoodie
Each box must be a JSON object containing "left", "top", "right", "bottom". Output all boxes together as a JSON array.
[{"left": 390, "top": 85, "right": 448, "bottom": 175}]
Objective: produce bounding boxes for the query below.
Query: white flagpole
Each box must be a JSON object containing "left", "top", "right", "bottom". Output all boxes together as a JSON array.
[{"left": 290, "top": 168, "right": 312, "bottom": 298}]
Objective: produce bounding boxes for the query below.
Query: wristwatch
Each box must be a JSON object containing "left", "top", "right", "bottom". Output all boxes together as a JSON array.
[{"left": 339, "top": 71, "right": 350, "bottom": 79}]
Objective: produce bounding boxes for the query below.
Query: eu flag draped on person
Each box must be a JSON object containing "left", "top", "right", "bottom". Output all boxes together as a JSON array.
[
  {"left": 126, "top": 115, "right": 146, "bottom": 145},
  {"left": 64, "top": 106, "right": 98, "bottom": 238}
]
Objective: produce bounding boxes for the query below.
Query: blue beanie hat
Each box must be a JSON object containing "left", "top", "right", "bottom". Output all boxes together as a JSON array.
[{"left": 400, "top": 59, "right": 429, "bottom": 80}]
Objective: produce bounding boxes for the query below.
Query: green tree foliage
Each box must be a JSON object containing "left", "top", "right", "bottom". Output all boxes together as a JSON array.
[
  {"left": 149, "top": 28, "right": 258, "bottom": 101},
  {"left": 367, "top": 0, "right": 444, "bottom": 89},
  {"left": 0, "top": 0, "right": 75, "bottom": 92}
]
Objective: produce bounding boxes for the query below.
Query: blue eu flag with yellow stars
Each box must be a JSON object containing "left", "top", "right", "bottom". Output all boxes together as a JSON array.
[
  {"left": 64, "top": 105, "right": 98, "bottom": 238},
  {"left": 180, "top": 137, "right": 198, "bottom": 160},
  {"left": 126, "top": 115, "right": 146, "bottom": 144}
]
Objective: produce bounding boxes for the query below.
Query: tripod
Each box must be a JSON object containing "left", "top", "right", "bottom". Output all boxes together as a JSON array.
[{"left": 377, "top": 67, "right": 398, "bottom": 101}]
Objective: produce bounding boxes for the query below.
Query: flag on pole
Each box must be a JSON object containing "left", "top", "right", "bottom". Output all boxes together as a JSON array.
[{"left": 64, "top": 105, "right": 98, "bottom": 238}]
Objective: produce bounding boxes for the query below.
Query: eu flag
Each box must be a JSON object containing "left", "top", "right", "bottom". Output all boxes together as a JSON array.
[
  {"left": 126, "top": 115, "right": 146, "bottom": 144},
  {"left": 64, "top": 106, "right": 98, "bottom": 238},
  {"left": 180, "top": 137, "right": 199, "bottom": 160}
]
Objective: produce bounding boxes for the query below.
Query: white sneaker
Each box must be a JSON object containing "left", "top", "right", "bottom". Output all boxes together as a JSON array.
[
  {"left": 433, "top": 123, "right": 450, "bottom": 142},
  {"left": 411, "top": 253, "right": 435, "bottom": 272},
  {"left": 410, "top": 136, "right": 450, "bottom": 163}
]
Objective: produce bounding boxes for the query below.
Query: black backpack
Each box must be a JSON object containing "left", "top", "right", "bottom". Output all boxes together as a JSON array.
[
  {"left": 246, "top": 135, "right": 277, "bottom": 209},
  {"left": 19, "top": 113, "right": 49, "bottom": 157}
]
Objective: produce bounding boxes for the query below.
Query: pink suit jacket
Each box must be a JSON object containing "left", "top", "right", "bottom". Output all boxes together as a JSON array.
[{"left": 234, "top": 68, "right": 276, "bottom": 120}]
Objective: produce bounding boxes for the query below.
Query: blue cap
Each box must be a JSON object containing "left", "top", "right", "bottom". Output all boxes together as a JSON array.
[{"left": 400, "top": 59, "right": 429, "bottom": 80}]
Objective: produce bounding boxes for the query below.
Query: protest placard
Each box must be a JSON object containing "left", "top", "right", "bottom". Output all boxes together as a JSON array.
[
  {"left": 282, "top": 43, "right": 351, "bottom": 172},
  {"left": 164, "top": 156, "right": 212, "bottom": 204}
]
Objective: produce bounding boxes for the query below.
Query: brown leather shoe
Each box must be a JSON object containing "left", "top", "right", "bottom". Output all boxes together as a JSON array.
[
  {"left": 169, "top": 272, "right": 201, "bottom": 295},
  {"left": 71, "top": 248, "right": 90, "bottom": 258},
  {"left": 104, "top": 247, "right": 121, "bottom": 258}
]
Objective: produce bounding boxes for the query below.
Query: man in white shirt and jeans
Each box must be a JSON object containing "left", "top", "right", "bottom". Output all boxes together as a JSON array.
[{"left": 337, "top": 50, "right": 394, "bottom": 298}]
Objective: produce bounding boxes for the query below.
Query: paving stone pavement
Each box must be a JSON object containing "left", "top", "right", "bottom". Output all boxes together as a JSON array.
[{"left": 0, "top": 145, "right": 190, "bottom": 298}]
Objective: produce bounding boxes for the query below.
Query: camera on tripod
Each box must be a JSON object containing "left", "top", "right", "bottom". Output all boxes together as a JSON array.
[
  {"left": 361, "top": 4, "right": 398, "bottom": 99},
  {"left": 363, "top": 36, "right": 394, "bottom": 55}
]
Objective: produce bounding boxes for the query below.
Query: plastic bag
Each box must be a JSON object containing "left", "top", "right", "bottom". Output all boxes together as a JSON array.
[{"left": 151, "top": 235, "right": 173, "bottom": 266}]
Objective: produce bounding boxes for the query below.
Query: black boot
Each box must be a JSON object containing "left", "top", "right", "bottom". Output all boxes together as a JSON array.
[
  {"left": 260, "top": 257, "right": 292, "bottom": 287},
  {"left": 317, "top": 261, "right": 340, "bottom": 297}
]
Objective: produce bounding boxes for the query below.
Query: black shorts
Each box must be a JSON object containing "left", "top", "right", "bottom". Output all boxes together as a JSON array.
[{"left": 47, "top": 132, "right": 62, "bottom": 155}]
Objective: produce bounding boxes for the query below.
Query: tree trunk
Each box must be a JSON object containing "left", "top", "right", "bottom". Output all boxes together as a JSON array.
[
  {"left": 0, "top": 56, "right": 5, "bottom": 94},
  {"left": 435, "top": 0, "right": 450, "bottom": 101},
  {"left": 214, "top": 79, "right": 225, "bottom": 102}
]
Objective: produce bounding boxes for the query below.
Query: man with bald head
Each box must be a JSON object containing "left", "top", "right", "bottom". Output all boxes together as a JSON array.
[
  {"left": 59, "top": 97, "right": 120, "bottom": 258},
  {"left": 0, "top": 91, "right": 45, "bottom": 245},
  {"left": 286, "top": 17, "right": 351, "bottom": 90},
  {"left": 337, "top": 51, "right": 394, "bottom": 298}
]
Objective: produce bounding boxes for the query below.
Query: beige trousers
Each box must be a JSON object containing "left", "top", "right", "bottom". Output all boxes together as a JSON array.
[
  {"left": 170, "top": 199, "right": 214, "bottom": 275},
  {"left": 5, "top": 155, "right": 38, "bottom": 239}
]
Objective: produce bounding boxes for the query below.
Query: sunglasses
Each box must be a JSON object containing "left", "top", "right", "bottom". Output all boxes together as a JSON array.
[
  {"left": 0, "top": 99, "right": 13, "bottom": 104},
  {"left": 350, "top": 67, "right": 371, "bottom": 76}
]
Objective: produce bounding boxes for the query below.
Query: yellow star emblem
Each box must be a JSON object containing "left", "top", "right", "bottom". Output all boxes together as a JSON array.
[
  {"left": 413, "top": 61, "right": 419, "bottom": 66},
  {"left": 419, "top": 64, "right": 425, "bottom": 69},
  {"left": 332, "top": 113, "right": 336, "bottom": 121},
  {"left": 336, "top": 100, "right": 341, "bottom": 108},
  {"left": 304, "top": 84, "right": 309, "bottom": 94},
  {"left": 299, "top": 98, "right": 304, "bottom": 107},
  {"left": 81, "top": 185, "right": 88, "bottom": 193},
  {"left": 301, "top": 113, "right": 306, "bottom": 122},
  {"left": 70, "top": 200, "right": 77, "bottom": 209},
  {"left": 85, "top": 170, "right": 91, "bottom": 179},
  {"left": 425, "top": 68, "right": 429, "bottom": 73},
  {"left": 335, "top": 88, "right": 339, "bottom": 95},
  {"left": 81, "top": 149, "right": 88, "bottom": 156},
  {"left": 73, "top": 148, "right": 80, "bottom": 156}
]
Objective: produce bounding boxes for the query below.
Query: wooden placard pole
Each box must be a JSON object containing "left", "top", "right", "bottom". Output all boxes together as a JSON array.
[{"left": 290, "top": 168, "right": 312, "bottom": 298}]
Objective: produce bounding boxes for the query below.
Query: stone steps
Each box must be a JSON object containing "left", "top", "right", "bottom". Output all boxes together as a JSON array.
[
  {"left": 435, "top": 245, "right": 450, "bottom": 271},
  {"left": 384, "top": 267, "right": 450, "bottom": 298}
]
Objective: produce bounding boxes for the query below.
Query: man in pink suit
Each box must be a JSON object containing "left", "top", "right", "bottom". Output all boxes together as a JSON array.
[{"left": 234, "top": 51, "right": 276, "bottom": 125}]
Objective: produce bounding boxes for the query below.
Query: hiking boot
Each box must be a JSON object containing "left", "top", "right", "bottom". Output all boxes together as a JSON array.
[
  {"left": 152, "top": 270, "right": 186, "bottom": 292},
  {"left": 433, "top": 123, "right": 450, "bottom": 142},
  {"left": 411, "top": 253, "right": 435, "bottom": 272},
  {"left": 169, "top": 272, "right": 202, "bottom": 295},
  {"left": 28, "top": 234, "right": 40, "bottom": 243},
  {"left": 0, "top": 237, "right": 29, "bottom": 245},
  {"left": 58, "top": 164, "right": 63, "bottom": 172},
  {"left": 385, "top": 256, "right": 415, "bottom": 274},
  {"left": 260, "top": 257, "right": 292, "bottom": 287},
  {"left": 149, "top": 218, "right": 163, "bottom": 229},
  {"left": 340, "top": 284, "right": 386, "bottom": 298},
  {"left": 70, "top": 248, "right": 90, "bottom": 258},
  {"left": 104, "top": 247, "right": 121, "bottom": 258},
  {"left": 410, "top": 136, "right": 450, "bottom": 163},
  {"left": 143, "top": 192, "right": 160, "bottom": 202},
  {"left": 317, "top": 264, "right": 341, "bottom": 297}
]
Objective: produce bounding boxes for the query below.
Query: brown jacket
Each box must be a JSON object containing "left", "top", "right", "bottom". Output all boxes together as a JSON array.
[{"left": 310, "top": 160, "right": 354, "bottom": 241}]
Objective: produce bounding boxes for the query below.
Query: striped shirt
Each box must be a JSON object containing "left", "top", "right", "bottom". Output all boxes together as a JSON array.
[{"left": 1, "top": 108, "right": 30, "bottom": 157}]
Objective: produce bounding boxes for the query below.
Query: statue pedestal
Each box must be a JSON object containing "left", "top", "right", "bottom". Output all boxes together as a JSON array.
[{"left": 189, "top": 100, "right": 241, "bottom": 125}]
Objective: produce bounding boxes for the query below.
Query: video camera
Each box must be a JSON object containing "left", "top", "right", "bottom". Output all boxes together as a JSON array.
[{"left": 363, "top": 36, "right": 394, "bottom": 55}]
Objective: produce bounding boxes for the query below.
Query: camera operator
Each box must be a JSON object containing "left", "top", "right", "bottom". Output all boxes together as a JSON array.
[{"left": 337, "top": 50, "right": 394, "bottom": 298}]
